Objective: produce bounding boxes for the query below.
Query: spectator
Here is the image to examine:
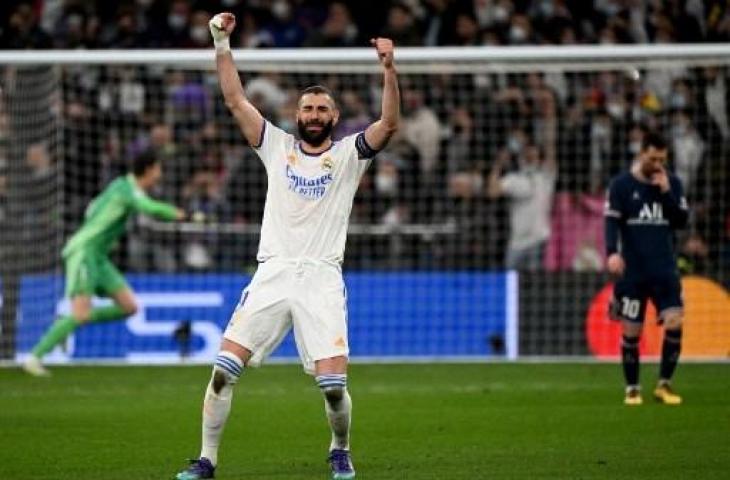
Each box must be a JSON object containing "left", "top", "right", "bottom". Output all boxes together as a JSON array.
[
  {"left": 167, "top": 71, "right": 211, "bottom": 141},
  {"left": 161, "top": 0, "right": 192, "bottom": 48},
  {"left": 670, "top": 109, "right": 705, "bottom": 198},
  {"left": 453, "top": 12, "right": 481, "bottom": 45},
  {"left": 182, "top": 171, "right": 232, "bottom": 270},
  {"left": 233, "top": 11, "right": 274, "bottom": 48},
  {"left": 188, "top": 10, "right": 213, "bottom": 48},
  {"left": 487, "top": 135, "right": 557, "bottom": 271},
  {"left": 19, "top": 143, "right": 59, "bottom": 269},
  {"left": 262, "top": 0, "right": 307, "bottom": 48},
  {"left": 401, "top": 87, "right": 441, "bottom": 176},
  {"left": 335, "top": 90, "right": 372, "bottom": 139},
  {"left": 98, "top": 6, "right": 143, "bottom": 48},
  {"left": 422, "top": 0, "right": 461, "bottom": 46},
  {"left": 0, "top": 3, "right": 52, "bottom": 49},
  {"left": 0, "top": 170, "right": 6, "bottom": 225},
  {"left": 381, "top": 3, "right": 422, "bottom": 46},
  {"left": 706, "top": 0, "right": 730, "bottom": 41},
  {"left": 303, "top": 2, "right": 359, "bottom": 47},
  {"left": 507, "top": 14, "right": 533, "bottom": 44}
]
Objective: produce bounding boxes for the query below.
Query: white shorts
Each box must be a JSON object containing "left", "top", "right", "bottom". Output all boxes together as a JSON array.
[{"left": 223, "top": 259, "right": 349, "bottom": 374}]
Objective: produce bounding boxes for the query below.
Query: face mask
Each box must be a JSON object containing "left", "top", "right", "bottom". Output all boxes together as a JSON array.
[
  {"left": 509, "top": 26, "right": 527, "bottom": 43},
  {"left": 375, "top": 173, "right": 397, "bottom": 194},
  {"left": 272, "top": 0, "right": 291, "bottom": 21},
  {"left": 672, "top": 123, "right": 687, "bottom": 137},
  {"left": 670, "top": 93, "right": 687, "bottom": 109},
  {"left": 540, "top": 0, "right": 554, "bottom": 17},
  {"left": 493, "top": 6, "right": 509, "bottom": 23},
  {"left": 508, "top": 136, "right": 523, "bottom": 153},
  {"left": 593, "top": 123, "right": 609, "bottom": 137},
  {"left": 279, "top": 119, "right": 295, "bottom": 133},
  {"left": 168, "top": 13, "right": 187, "bottom": 30},
  {"left": 629, "top": 141, "right": 641, "bottom": 154},
  {"left": 607, "top": 102, "right": 624, "bottom": 119},
  {"left": 190, "top": 26, "right": 208, "bottom": 43}
]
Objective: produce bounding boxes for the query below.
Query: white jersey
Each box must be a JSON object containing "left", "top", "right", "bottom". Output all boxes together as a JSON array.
[{"left": 253, "top": 121, "right": 373, "bottom": 264}]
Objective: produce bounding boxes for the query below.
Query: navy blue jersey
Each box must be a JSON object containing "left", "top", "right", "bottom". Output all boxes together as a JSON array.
[{"left": 604, "top": 172, "right": 688, "bottom": 278}]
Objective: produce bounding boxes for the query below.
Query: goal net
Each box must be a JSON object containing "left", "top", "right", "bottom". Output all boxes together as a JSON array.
[{"left": 1, "top": 45, "right": 729, "bottom": 363}]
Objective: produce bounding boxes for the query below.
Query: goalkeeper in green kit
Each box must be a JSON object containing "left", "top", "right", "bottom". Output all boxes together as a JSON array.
[{"left": 23, "top": 151, "right": 185, "bottom": 376}]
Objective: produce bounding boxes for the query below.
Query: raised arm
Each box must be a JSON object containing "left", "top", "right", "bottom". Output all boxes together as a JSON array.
[
  {"left": 209, "top": 13, "right": 265, "bottom": 147},
  {"left": 487, "top": 149, "right": 510, "bottom": 199},
  {"left": 364, "top": 38, "right": 400, "bottom": 152}
]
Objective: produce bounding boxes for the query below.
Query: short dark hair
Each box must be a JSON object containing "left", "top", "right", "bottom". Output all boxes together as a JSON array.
[
  {"left": 642, "top": 130, "right": 668, "bottom": 151},
  {"left": 132, "top": 150, "right": 160, "bottom": 177},
  {"left": 299, "top": 85, "right": 336, "bottom": 105}
]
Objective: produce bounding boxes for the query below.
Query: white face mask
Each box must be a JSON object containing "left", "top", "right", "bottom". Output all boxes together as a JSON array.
[
  {"left": 375, "top": 173, "right": 397, "bottom": 194},
  {"left": 593, "top": 123, "right": 609, "bottom": 138},
  {"left": 272, "top": 0, "right": 291, "bottom": 20},
  {"left": 629, "top": 141, "right": 641, "bottom": 154},
  {"left": 168, "top": 13, "right": 187, "bottom": 30},
  {"left": 493, "top": 6, "right": 509, "bottom": 23},
  {"left": 607, "top": 101, "right": 624, "bottom": 119},
  {"left": 507, "top": 136, "right": 523, "bottom": 153},
  {"left": 509, "top": 25, "right": 527, "bottom": 43},
  {"left": 190, "top": 25, "right": 208, "bottom": 43}
]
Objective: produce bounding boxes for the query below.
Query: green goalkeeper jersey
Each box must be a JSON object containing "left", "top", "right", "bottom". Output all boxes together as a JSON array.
[{"left": 62, "top": 174, "right": 178, "bottom": 258}]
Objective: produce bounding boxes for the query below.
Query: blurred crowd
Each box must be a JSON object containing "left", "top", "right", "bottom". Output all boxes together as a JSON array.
[
  {"left": 1, "top": 0, "right": 730, "bottom": 50},
  {"left": 0, "top": 0, "right": 728, "bottom": 280}
]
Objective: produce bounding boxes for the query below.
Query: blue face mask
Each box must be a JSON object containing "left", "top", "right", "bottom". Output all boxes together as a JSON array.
[
  {"left": 280, "top": 119, "right": 295, "bottom": 133},
  {"left": 670, "top": 93, "right": 687, "bottom": 109},
  {"left": 508, "top": 136, "right": 523, "bottom": 153},
  {"left": 540, "top": 0, "right": 554, "bottom": 17}
]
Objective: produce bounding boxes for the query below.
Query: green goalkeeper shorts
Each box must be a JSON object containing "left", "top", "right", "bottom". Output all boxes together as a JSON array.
[{"left": 64, "top": 250, "right": 129, "bottom": 298}]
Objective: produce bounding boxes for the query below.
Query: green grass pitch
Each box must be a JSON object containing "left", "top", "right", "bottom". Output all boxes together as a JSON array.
[{"left": 1, "top": 363, "right": 728, "bottom": 479}]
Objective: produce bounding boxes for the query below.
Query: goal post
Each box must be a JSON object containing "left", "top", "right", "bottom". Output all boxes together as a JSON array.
[{"left": 1, "top": 44, "right": 729, "bottom": 363}]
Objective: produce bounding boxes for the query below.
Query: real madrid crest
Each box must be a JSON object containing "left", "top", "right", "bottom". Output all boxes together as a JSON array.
[{"left": 321, "top": 155, "right": 333, "bottom": 172}]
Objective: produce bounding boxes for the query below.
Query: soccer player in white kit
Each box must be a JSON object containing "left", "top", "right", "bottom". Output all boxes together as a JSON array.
[{"left": 174, "top": 12, "right": 400, "bottom": 480}]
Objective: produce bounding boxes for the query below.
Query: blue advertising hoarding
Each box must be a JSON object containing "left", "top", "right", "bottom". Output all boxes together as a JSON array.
[{"left": 14, "top": 272, "right": 517, "bottom": 364}]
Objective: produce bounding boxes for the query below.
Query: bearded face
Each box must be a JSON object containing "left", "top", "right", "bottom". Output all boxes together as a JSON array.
[
  {"left": 297, "top": 118, "right": 334, "bottom": 147},
  {"left": 296, "top": 92, "right": 338, "bottom": 148},
  {"left": 639, "top": 146, "right": 668, "bottom": 177}
]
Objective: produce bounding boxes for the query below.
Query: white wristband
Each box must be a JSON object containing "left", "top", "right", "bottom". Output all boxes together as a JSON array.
[{"left": 214, "top": 37, "right": 230, "bottom": 54}]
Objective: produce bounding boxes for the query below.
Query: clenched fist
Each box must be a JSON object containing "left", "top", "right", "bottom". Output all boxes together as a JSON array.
[
  {"left": 370, "top": 37, "right": 394, "bottom": 69},
  {"left": 209, "top": 12, "right": 236, "bottom": 52}
]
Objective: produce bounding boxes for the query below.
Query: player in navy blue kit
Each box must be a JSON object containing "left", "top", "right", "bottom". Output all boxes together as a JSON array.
[{"left": 604, "top": 131, "right": 688, "bottom": 406}]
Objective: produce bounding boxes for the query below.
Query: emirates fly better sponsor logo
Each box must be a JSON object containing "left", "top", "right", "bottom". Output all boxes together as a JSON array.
[{"left": 286, "top": 164, "right": 333, "bottom": 200}]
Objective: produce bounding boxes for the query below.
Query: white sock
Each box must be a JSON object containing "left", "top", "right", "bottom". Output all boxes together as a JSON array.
[
  {"left": 201, "top": 352, "right": 243, "bottom": 465},
  {"left": 317, "top": 374, "right": 351, "bottom": 451}
]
